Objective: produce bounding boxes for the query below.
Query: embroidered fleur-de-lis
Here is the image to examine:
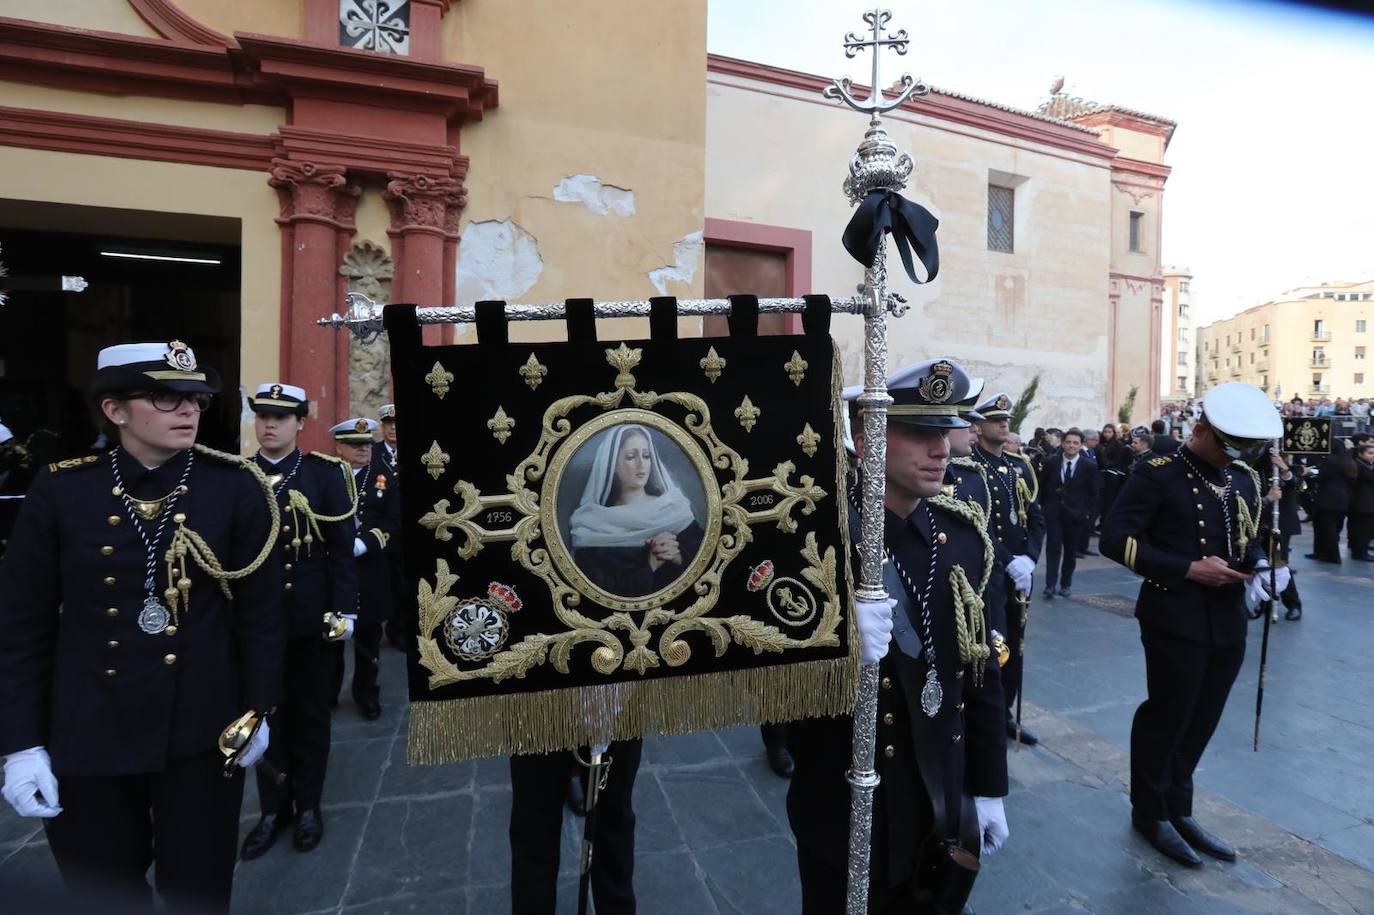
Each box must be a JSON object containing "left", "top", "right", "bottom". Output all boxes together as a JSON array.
[
  {"left": 487, "top": 406, "right": 515, "bottom": 444},
  {"left": 518, "top": 353, "right": 547, "bottom": 391},
  {"left": 425, "top": 361, "right": 454, "bottom": 399},
  {"left": 421, "top": 441, "right": 451, "bottom": 480},
  {"left": 784, "top": 350, "right": 809, "bottom": 386},
  {"left": 735, "top": 396, "right": 761, "bottom": 433},
  {"left": 605, "top": 343, "right": 642, "bottom": 390},
  {"left": 700, "top": 346, "right": 727, "bottom": 383},
  {"left": 797, "top": 423, "right": 821, "bottom": 457}
]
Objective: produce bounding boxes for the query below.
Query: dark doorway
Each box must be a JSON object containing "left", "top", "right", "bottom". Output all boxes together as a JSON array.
[{"left": 0, "top": 202, "right": 241, "bottom": 463}]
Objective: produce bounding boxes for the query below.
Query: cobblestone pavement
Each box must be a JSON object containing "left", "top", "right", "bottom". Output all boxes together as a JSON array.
[{"left": 2, "top": 531, "right": 1373, "bottom": 913}]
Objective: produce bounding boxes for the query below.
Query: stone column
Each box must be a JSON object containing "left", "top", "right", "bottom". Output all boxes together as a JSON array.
[
  {"left": 385, "top": 173, "right": 466, "bottom": 345},
  {"left": 270, "top": 159, "right": 361, "bottom": 451}
]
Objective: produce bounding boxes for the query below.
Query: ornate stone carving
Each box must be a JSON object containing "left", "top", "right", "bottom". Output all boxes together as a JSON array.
[
  {"left": 1112, "top": 180, "right": 1155, "bottom": 206},
  {"left": 341, "top": 240, "right": 396, "bottom": 417},
  {"left": 269, "top": 159, "right": 361, "bottom": 227},
  {"left": 384, "top": 172, "right": 467, "bottom": 234}
]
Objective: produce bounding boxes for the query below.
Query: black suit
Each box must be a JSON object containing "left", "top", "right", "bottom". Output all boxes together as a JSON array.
[
  {"left": 788, "top": 495, "right": 1006, "bottom": 912},
  {"left": 1350, "top": 460, "right": 1374, "bottom": 560},
  {"left": 1101, "top": 448, "right": 1264, "bottom": 821},
  {"left": 253, "top": 450, "right": 358, "bottom": 816},
  {"left": 0, "top": 447, "right": 283, "bottom": 911},
  {"left": 1039, "top": 453, "right": 1101, "bottom": 591},
  {"left": 332, "top": 462, "right": 401, "bottom": 708},
  {"left": 1311, "top": 455, "right": 1352, "bottom": 561}
]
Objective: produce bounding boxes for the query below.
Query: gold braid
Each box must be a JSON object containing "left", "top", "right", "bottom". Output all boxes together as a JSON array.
[
  {"left": 1231, "top": 460, "right": 1263, "bottom": 556},
  {"left": 929, "top": 492, "right": 996, "bottom": 684},
  {"left": 950, "top": 456, "right": 993, "bottom": 519},
  {"left": 162, "top": 444, "right": 282, "bottom": 614}
]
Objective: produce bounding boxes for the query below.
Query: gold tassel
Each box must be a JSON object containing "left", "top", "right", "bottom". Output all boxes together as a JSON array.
[{"left": 407, "top": 654, "right": 857, "bottom": 764}]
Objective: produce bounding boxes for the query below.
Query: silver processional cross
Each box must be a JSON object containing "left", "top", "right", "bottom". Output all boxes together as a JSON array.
[{"left": 823, "top": 9, "right": 928, "bottom": 117}]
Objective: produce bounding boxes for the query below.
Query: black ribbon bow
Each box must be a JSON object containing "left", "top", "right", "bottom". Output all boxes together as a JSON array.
[{"left": 842, "top": 189, "right": 940, "bottom": 285}]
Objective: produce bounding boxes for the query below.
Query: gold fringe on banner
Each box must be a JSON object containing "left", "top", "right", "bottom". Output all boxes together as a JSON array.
[{"left": 408, "top": 653, "right": 858, "bottom": 763}]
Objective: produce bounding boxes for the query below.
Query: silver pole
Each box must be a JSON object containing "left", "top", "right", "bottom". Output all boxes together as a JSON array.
[{"left": 822, "top": 10, "right": 928, "bottom": 914}]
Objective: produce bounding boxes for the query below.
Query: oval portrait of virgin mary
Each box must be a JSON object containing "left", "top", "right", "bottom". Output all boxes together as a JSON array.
[{"left": 545, "top": 412, "right": 718, "bottom": 609}]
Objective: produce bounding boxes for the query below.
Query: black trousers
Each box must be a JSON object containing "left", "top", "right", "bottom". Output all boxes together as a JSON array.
[
  {"left": 329, "top": 624, "right": 383, "bottom": 707},
  {"left": 1000, "top": 586, "right": 1027, "bottom": 718},
  {"left": 1349, "top": 512, "right": 1374, "bottom": 559},
  {"left": 1130, "top": 624, "right": 1245, "bottom": 820},
  {"left": 509, "top": 740, "right": 642, "bottom": 915},
  {"left": 1043, "top": 508, "right": 1082, "bottom": 590},
  {"left": 259, "top": 634, "right": 334, "bottom": 814},
  {"left": 43, "top": 750, "right": 244, "bottom": 913},
  {"left": 1312, "top": 509, "right": 1345, "bottom": 561},
  {"left": 796, "top": 840, "right": 948, "bottom": 915}
]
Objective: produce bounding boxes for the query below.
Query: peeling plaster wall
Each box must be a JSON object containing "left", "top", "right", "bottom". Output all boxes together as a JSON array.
[
  {"left": 454, "top": 219, "right": 545, "bottom": 310},
  {"left": 445, "top": 0, "right": 706, "bottom": 344}
]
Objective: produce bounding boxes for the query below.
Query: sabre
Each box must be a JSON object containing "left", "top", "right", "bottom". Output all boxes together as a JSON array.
[
  {"left": 574, "top": 744, "right": 612, "bottom": 915},
  {"left": 1253, "top": 441, "right": 1282, "bottom": 752},
  {"left": 1013, "top": 588, "right": 1030, "bottom": 751},
  {"left": 218, "top": 709, "right": 287, "bottom": 786}
]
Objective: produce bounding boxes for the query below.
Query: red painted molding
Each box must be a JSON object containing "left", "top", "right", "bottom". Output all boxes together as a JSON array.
[
  {"left": 708, "top": 54, "right": 1117, "bottom": 162},
  {"left": 276, "top": 125, "right": 465, "bottom": 178},
  {"left": 1111, "top": 156, "right": 1172, "bottom": 181},
  {"left": 127, "top": 0, "right": 231, "bottom": 47},
  {"left": 0, "top": 103, "right": 275, "bottom": 169}
]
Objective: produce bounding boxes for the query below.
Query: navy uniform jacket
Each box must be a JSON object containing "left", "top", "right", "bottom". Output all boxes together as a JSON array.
[
  {"left": 354, "top": 462, "right": 401, "bottom": 625},
  {"left": 788, "top": 493, "right": 1007, "bottom": 888},
  {"left": 255, "top": 450, "right": 359, "bottom": 638},
  {"left": 1352, "top": 461, "right": 1374, "bottom": 515},
  {"left": 945, "top": 457, "right": 1009, "bottom": 635},
  {"left": 1100, "top": 449, "right": 1264, "bottom": 647},
  {"left": 0, "top": 447, "right": 284, "bottom": 776},
  {"left": 1039, "top": 453, "right": 1102, "bottom": 521},
  {"left": 969, "top": 445, "right": 1045, "bottom": 563}
]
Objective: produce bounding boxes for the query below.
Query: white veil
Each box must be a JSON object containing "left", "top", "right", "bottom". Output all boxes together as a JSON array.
[{"left": 568, "top": 424, "right": 697, "bottom": 549}]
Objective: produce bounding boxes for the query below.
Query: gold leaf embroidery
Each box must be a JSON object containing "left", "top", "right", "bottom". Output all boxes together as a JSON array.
[
  {"left": 519, "top": 353, "right": 547, "bottom": 391},
  {"left": 796, "top": 422, "right": 820, "bottom": 457},
  {"left": 700, "top": 346, "right": 726, "bottom": 383},
  {"left": 421, "top": 441, "right": 451, "bottom": 480},
  {"left": 784, "top": 350, "right": 809, "bottom": 386},
  {"left": 735, "top": 396, "right": 760, "bottom": 432},
  {"left": 425, "top": 361, "right": 455, "bottom": 399},
  {"left": 487, "top": 406, "right": 515, "bottom": 444}
]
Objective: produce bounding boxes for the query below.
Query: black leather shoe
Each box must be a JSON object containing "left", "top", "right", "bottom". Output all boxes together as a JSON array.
[
  {"left": 766, "top": 745, "right": 795, "bottom": 779},
  {"left": 567, "top": 774, "right": 586, "bottom": 817},
  {"left": 1171, "top": 816, "right": 1236, "bottom": 861},
  {"left": 1081, "top": 548, "right": 1098, "bottom": 557},
  {"left": 1132, "top": 815, "right": 1202, "bottom": 867},
  {"left": 1285, "top": 606, "right": 1302, "bottom": 621},
  {"left": 360, "top": 701, "right": 381, "bottom": 721},
  {"left": 1352, "top": 555, "right": 1374, "bottom": 562},
  {"left": 294, "top": 808, "right": 324, "bottom": 852},
  {"left": 241, "top": 813, "right": 286, "bottom": 860},
  {"left": 1058, "top": 586, "right": 1072, "bottom": 598},
  {"left": 1006, "top": 721, "right": 1039, "bottom": 746},
  {"left": 1042, "top": 588, "right": 1056, "bottom": 600}
]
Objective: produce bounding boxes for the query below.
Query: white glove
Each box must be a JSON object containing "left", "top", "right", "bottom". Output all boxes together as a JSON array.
[
  {"left": 855, "top": 597, "right": 896, "bottom": 664},
  {"left": 353, "top": 537, "right": 369, "bottom": 558},
  {"left": 1006, "top": 555, "right": 1035, "bottom": 594},
  {"left": 2, "top": 747, "right": 62, "bottom": 818},
  {"left": 1254, "top": 565, "right": 1291, "bottom": 596},
  {"left": 237, "top": 720, "right": 270, "bottom": 769},
  {"left": 340, "top": 612, "right": 357, "bottom": 641},
  {"left": 1246, "top": 568, "right": 1292, "bottom": 611},
  {"left": 974, "top": 795, "right": 1009, "bottom": 858}
]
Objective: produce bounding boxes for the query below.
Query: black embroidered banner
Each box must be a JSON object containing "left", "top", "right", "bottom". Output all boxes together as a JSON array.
[
  {"left": 386, "top": 299, "right": 856, "bottom": 762},
  {"left": 1280, "top": 417, "right": 1332, "bottom": 455}
]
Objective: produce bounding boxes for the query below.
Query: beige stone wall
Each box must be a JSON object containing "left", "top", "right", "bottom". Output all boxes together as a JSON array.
[
  {"left": 0, "top": 0, "right": 160, "bottom": 37},
  {"left": 706, "top": 73, "right": 1115, "bottom": 432},
  {"left": 1197, "top": 282, "right": 1374, "bottom": 401}
]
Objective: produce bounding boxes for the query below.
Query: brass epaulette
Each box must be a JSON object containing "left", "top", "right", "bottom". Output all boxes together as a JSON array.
[
  {"left": 47, "top": 453, "right": 103, "bottom": 474},
  {"left": 307, "top": 450, "right": 348, "bottom": 467},
  {"left": 1008, "top": 450, "right": 1040, "bottom": 501},
  {"left": 950, "top": 455, "right": 986, "bottom": 475}
]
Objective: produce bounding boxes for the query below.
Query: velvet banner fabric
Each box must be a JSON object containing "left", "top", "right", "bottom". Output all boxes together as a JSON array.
[{"left": 385, "top": 298, "right": 857, "bottom": 762}]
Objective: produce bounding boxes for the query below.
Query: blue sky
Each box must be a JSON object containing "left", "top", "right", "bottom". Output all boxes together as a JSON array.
[{"left": 707, "top": 0, "right": 1374, "bottom": 326}]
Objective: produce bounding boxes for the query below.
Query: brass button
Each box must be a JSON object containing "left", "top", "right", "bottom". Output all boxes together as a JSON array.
[
  {"left": 937, "top": 532, "right": 947, "bottom": 544},
  {"left": 165, "top": 625, "right": 178, "bottom": 636},
  {"left": 164, "top": 654, "right": 177, "bottom": 665},
  {"left": 1191, "top": 488, "right": 1199, "bottom": 494},
  {"left": 103, "top": 576, "right": 116, "bottom": 586},
  {"left": 1196, "top": 504, "right": 1204, "bottom": 511},
  {"left": 1199, "top": 538, "right": 1207, "bottom": 546},
  {"left": 1187, "top": 473, "right": 1195, "bottom": 479},
  {"left": 105, "top": 668, "right": 118, "bottom": 677},
  {"left": 284, "top": 582, "right": 293, "bottom": 591},
  {"left": 952, "top": 734, "right": 962, "bottom": 744},
  {"left": 106, "top": 607, "right": 119, "bottom": 618},
  {"left": 111, "top": 485, "right": 123, "bottom": 497},
  {"left": 956, "top": 669, "right": 965, "bottom": 679},
  {"left": 881, "top": 677, "right": 892, "bottom": 690},
  {"left": 172, "top": 513, "right": 186, "bottom": 524},
  {"left": 285, "top": 563, "right": 293, "bottom": 571},
  {"left": 107, "top": 640, "right": 119, "bottom": 649},
  {"left": 883, "top": 745, "right": 895, "bottom": 758},
  {"left": 107, "top": 515, "right": 122, "bottom": 526},
  {"left": 1198, "top": 520, "right": 1205, "bottom": 527},
  {"left": 956, "top": 702, "right": 965, "bottom": 711},
  {"left": 281, "top": 524, "right": 292, "bottom": 534},
  {"left": 883, "top": 713, "right": 895, "bottom": 726},
  {"left": 100, "top": 545, "right": 114, "bottom": 556}
]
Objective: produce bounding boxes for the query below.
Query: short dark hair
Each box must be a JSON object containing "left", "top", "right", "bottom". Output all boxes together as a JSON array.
[
  {"left": 1150, "top": 419, "right": 1166, "bottom": 434},
  {"left": 1063, "top": 427, "right": 1084, "bottom": 442}
]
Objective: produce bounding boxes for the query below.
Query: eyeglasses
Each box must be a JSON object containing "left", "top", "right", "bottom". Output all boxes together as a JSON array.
[{"left": 128, "top": 391, "right": 214, "bottom": 413}]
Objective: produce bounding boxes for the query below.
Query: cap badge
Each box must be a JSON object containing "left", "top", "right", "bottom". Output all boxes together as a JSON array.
[
  {"left": 165, "top": 340, "right": 197, "bottom": 372},
  {"left": 269, "top": 384, "right": 284, "bottom": 399},
  {"left": 996, "top": 394, "right": 1011, "bottom": 411},
  {"left": 354, "top": 419, "right": 369, "bottom": 434},
  {"left": 917, "top": 360, "right": 954, "bottom": 404}
]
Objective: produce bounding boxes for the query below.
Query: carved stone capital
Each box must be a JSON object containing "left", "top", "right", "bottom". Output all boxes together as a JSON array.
[
  {"left": 269, "top": 159, "right": 362, "bottom": 227},
  {"left": 384, "top": 172, "right": 467, "bottom": 235}
]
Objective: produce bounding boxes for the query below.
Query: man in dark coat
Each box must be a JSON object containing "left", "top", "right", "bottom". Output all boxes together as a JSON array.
[
  {"left": 1150, "top": 419, "right": 1180, "bottom": 456},
  {"left": 789, "top": 359, "right": 1009, "bottom": 913},
  {"left": 0, "top": 342, "right": 283, "bottom": 912},
  {"left": 1348, "top": 439, "right": 1374, "bottom": 561},
  {"left": 331, "top": 418, "right": 401, "bottom": 720},
  {"left": 239, "top": 384, "right": 359, "bottom": 859},
  {"left": 1101, "top": 382, "right": 1284, "bottom": 868},
  {"left": 1039, "top": 428, "right": 1102, "bottom": 599}
]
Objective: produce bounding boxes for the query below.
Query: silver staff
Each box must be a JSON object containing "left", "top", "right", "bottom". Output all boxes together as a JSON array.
[{"left": 823, "top": 9, "right": 927, "bottom": 913}]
